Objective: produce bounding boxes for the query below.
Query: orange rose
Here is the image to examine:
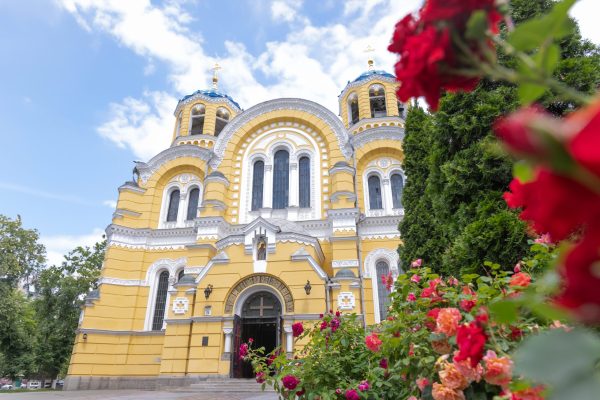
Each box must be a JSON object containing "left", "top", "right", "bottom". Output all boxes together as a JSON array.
[
  {"left": 483, "top": 351, "right": 513, "bottom": 387},
  {"left": 453, "top": 352, "right": 483, "bottom": 383},
  {"left": 436, "top": 307, "right": 462, "bottom": 337},
  {"left": 509, "top": 272, "right": 531, "bottom": 288},
  {"left": 431, "top": 383, "right": 466, "bottom": 400},
  {"left": 439, "top": 362, "right": 469, "bottom": 390}
]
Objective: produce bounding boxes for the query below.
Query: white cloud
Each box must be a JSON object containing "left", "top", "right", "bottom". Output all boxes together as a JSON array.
[
  {"left": 41, "top": 228, "right": 105, "bottom": 267},
  {"left": 271, "top": 0, "right": 305, "bottom": 24},
  {"left": 570, "top": 0, "right": 600, "bottom": 45},
  {"left": 103, "top": 200, "right": 117, "bottom": 208},
  {"left": 97, "top": 90, "right": 175, "bottom": 160}
]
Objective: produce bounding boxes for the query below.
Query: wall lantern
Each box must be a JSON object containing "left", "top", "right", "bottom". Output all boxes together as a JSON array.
[
  {"left": 82, "top": 333, "right": 88, "bottom": 341},
  {"left": 204, "top": 284, "right": 214, "bottom": 300},
  {"left": 304, "top": 280, "right": 312, "bottom": 295}
]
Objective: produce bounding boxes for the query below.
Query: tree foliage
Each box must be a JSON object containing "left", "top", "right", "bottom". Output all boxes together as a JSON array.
[{"left": 398, "top": 0, "right": 600, "bottom": 275}]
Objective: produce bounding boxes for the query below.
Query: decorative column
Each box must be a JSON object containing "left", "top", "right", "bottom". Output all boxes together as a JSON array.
[
  {"left": 223, "top": 327, "right": 233, "bottom": 355},
  {"left": 382, "top": 178, "right": 393, "bottom": 213},
  {"left": 284, "top": 324, "right": 294, "bottom": 357},
  {"left": 289, "top": 162, "right": 299, "bottom": 207},
  {"left": 263, "top": 164, "right": 273, "bottom": 209},
  {"left": 177, "top": 191, "right": 186, "bottom": 226}
]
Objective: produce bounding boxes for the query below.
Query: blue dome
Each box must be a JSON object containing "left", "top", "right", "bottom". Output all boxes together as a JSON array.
[
  {"left": 351, "top": 69, "right": 395, "bottom": 83},
  {"left": 179, "top": 89, "right": 241, "bottom": 110}
]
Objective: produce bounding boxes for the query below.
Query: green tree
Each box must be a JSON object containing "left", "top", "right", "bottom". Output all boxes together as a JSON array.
[
  {"left": 0, "top": 215, "right": 45, "bottom": 379},
  {"left": 33, "top": 240, "right": 106, "bottom": 379},
  {"left": 399, "top": 0, "right": 600, "bottom": 275}
]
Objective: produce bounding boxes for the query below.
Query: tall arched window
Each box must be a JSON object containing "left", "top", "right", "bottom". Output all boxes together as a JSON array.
[
  {"left": 166, "top": 190, "right": 180, "bottom": 222},
  {"left": 273, "top": 150, "right": 289, "bottom": 209},
  {"left": 369, "top": 84, "right": 387, "bottom": 118},
  {"left": 348, "top": 93, "right": 359, "bottom": 125},
  {"left": 175, "top": 111, "right": 182, "bottom": 136},
  {"left": 397, "top": 102, "right": 406, "bottom": 119},
  {"left": 251, "top": 160, "right": 265, "bottom": 210},
  {"left": 214, "top": 107, "right": 230, "bottom": 136},
  {"left": 151, "top": 271, "right": 169, "bottom": 330},
  {"left": 368, "top": 175, "right": 383, "bottom": 210},
  {"left": 189, "top": 104, "right": 205, "bottom": 135},
  {"left": 391, "top": 173, "right": 404, "bottom": 209},
  {"left": 299, "top": 156, "right": 310, "bottom": 208},
  {"left": 186, "top": 188, "right": 200, "bottom": 220},
  {"left": 177, "top": 269, "right": 185, "bottom": 282},
  {"left": 375, "top": 260, "right": 391, "bottom": 321}
]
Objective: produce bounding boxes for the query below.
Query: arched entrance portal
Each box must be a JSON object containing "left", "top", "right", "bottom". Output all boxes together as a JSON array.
[{"left": 232, "top": 291, "right": 282, "bottom": 378}]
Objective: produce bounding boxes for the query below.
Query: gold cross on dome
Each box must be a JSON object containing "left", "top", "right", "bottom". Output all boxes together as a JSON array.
[
  {"left": 212, "top": 63, "right": 221, "bottom": 89},
  {"left": 364, "top": 45, "right": 375, "bottom": 70}
]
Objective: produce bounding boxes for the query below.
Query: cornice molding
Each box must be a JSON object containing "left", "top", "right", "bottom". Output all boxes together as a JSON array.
[
  {"left": 106, "top": 224, "right": 196, "bottom": 250},
  {"left": 351, "top": 127, "right": 405, "bottom": 151},
  {"left": 135, "top": 145, "right": 212, "bottom": 185},
  {"left": 211, "top": 98, "right": 351, "bottom": 168},
  {"left": 118, "top": 182, "right": 146, "bottom": 194}
]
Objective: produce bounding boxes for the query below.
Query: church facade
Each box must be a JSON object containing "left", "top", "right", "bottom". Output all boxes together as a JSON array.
[{"left": 65, "top": 66, "right": 406, "bottom": 390}]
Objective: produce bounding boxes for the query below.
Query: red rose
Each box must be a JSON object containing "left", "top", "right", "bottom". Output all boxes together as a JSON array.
[
  {"left": 493, "top": 106, "right": 556, "bottom": 158},
  {"left": 425, "top": 308, "right": 441, "bottom": 331},
  {"left": 292, "top": 322, "right": 304, "bottom": 338},
  {"left": 510, "top": 272, "right": 532, "bottom": 288},
  {"left": 504, "top": 170, "right": 600, "bottom": 241},
  {"left": 255, "top": 371, "right": 266, "bottom": 384},
  {"left": 555, "top": 226, "right": 600, "bottom": 322},
  {"left": 379, "top": 358, "right": 388, "bottom": 369},
  {"left": 454, "top": 321, "right": 487, "bottom": 367},
  {"left": 345, "top": 389, "right": 360, "bottom": 400},
  {"left": 566, "top": 98, "right": 600, "bottom": 177},
  {"left": 460, "top": 299, "right": 477, "bottom": 312},
  {"left": 282, "top": 375, "right": 300, "bottom": 390},
  {"left": 238, "top": 343, "right": 248, "bottom": 360}
]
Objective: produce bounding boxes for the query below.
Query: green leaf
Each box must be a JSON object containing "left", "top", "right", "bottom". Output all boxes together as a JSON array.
[
  {"left": 508, "top": 0, "right": 577, "bottom": 51},
  {"left": 513, "top": 328, "right": 600, "bottom": 387},
  {"left": 518, "top": 82, "right": 546, "bottom": 105},
  {"left": 489, "top": 299, "right": 520, "bottom": 324},
  {"left": 466, "top": 10, "right": 488, "bottom": 40},
  {"left": 535, "top": 43, "right": 560, "bottom": 76},
  {"left": 529, "top": 302, "right": 570, "bottom": 321},
  {"left": 513, "top": 161, "right": 535, "bottom": 183}
]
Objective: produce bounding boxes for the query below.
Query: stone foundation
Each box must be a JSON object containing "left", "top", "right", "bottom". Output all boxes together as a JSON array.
[{"left": 63, "top": 374, "right": 230, "bottom": 391}]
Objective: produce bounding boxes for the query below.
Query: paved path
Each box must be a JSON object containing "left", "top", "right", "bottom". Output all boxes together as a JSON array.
[{"left": 0, "top": 390, "right": 279, "bottom": 400}]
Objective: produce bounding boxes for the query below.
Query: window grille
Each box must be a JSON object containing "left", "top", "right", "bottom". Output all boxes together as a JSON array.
[
  {"left": 272, "top": 150, "right": 289, "bottom": 209},
  {"left": 251, "top": 160, "right": 264, "bottom": 210},
  {"left": 368, "top": 175, "right": 383, "bottom": 209},
  {"left": 166, "top": 190, "right": 180, "bottom": 222},
  {"left": 299, "top": 156, "right": 310, "bottom": 207},
  {"left": 152, "top": 271, "right": 169, "bottom": 330}
]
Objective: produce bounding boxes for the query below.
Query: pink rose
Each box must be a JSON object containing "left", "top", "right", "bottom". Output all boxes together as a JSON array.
[
  {"left": 282, "top": 375, "right": 300, "bottom": 390},
  {"left": 239, "top": 343, "right": 248, "bottom": 360},
  {"left": 411, "top": 274, "right": 422, "bottom": 283},
  {"left": 407, "top": 292, "right": 417, "bottom": 302},
  {"left": 255, "top": 371, "right": 266, "bottom": 383},
  {"left": 416, "top": 377, "right": 430, "bottom": 391},
  {"left": 411, "top": 258, "right": 423, "bottom": 268},
  {"left": 345, "top": 389, "right": 360, "bottom": 400},
  {"left": 483, "top": 350, "right": 513, "bottom": 387},
  {"left": 358, "top": 380, "right": 370, "bottom": 391}
]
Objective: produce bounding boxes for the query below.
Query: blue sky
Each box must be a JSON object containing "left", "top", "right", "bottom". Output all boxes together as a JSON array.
[{"left": 0, "top": 0, "right": 598, "bottom": 266}]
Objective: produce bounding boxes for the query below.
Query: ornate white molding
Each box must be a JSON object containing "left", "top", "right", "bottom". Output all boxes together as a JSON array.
[
  {"left": 135, "top": 145, "right": 212, "bottom": 184},
  {"left": 363, "top": 248, "right": 400, "bottom": 279},
  {"left": 211, "top": 98, "right": 351, "bottom": 167},
  {"left": 118, "top": 182, "right": 146, "bottom": 194},
  {"left": 112, "top": 209, "right": 142, "bottom": 220},
  {"left": 332, "top": 259, "right": 359, "bottom": 269},
  {"left": 358, "top": 216, "right": 403, "bottom": 240},
  {"left": 106, "top": 224, "right": 196, "bottom": 250},
  {"left": 337, "top": 292, "right": 356, "bottom": 310},
  {"left": 351, "top": 127, "right": 405, "bottom": 151},
  {"left": 98, "top": 277, "right": 144, "bottom": 286}
]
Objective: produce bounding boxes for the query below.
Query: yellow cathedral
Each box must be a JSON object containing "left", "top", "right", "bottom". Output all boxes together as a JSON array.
[{"left": 65, "top": 63, "right": 407, "bottom": 390}]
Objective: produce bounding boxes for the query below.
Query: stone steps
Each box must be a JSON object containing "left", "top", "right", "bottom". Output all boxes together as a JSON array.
[{"left": 173, "top": 378, "right": 274, "bottom": 393}]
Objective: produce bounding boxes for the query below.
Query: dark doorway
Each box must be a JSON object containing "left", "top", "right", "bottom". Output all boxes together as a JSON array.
[{"left": 232, "top": 291, "right": 282, "bottom": 378}]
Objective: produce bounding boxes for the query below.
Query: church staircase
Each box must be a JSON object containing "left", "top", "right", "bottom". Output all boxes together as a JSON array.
[{"left": 170, "top": 378, "right": 275, "bottom": 394}]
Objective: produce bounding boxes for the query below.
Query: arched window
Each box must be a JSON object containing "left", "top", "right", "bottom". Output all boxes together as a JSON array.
[
  {"left": 369, "top": 84, "right": 387, "bottom": 118},
  {"left": 368, "top": 175, "right": 383, "bottom": 210},
  {"left": 151, "top": 271, "right": 169, "bottom": 330},
  {"left": 175, "top": 111, "right": 182, "bottom": 136},
  {"left": 189, "top": 104, "right": 205, "bottom": 135},
  {"left": 214, "top": 107, "right": 230, "bottom": 136},
  {"left": 375, "top": 260, "right": 391, "bottom": 321},
  {"left": 251, "top": 160, "right": 264, "bottom": 211},
  {"left": 177, "top": 269, "right": 185, "bottom": 282},
  {"left": 348, "top": 93, "right": 359, "bottom": 125},
  {"left": 299, "top": 156, "right": 310, "bottom": 208},
  {"left": 186, "top": 188, "right": 200, "bottom": 220},
  {"left": 391, "top": 173, "right": 404, "bottom": 209},
  {"left": 273, "top": 150, "right": 289, "bottom": 209},
  {"left": 166, "top": 190, "right": 180, "bottom": 222}
]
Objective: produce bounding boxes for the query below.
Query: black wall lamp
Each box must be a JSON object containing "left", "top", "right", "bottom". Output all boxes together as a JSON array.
[
  {"left": 304, "top": 280, "right": 312, "bottom": 295},
  {"left": 82, "top": 333, "right": 88, "bottom": 341},
  {"left": 204, "top": 284, "right": 214, "bottom": 300}
]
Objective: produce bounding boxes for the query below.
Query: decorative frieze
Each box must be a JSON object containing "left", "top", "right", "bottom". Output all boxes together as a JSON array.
[{"left": 224, "top": 274, "right": 294, "bottom": 314}]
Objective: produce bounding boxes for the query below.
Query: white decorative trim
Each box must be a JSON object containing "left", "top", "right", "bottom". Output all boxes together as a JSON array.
[
  {"left": 212, "top": 98, "right": 351, "bottom": 168},
  {"left": 184, "top": 266, "right": 204, "bottom": 275},
  {"left": 98, "top": 277, "right": 144, "bottom": 286},
  {"left": 195, "top": 251, "right": 230, "bottom": 284},
  {"left": 352, "top": 127, "right": 404, "bottom": 150},
  {"left": 290, "top": 251, "right": 328, "bottom": 281},
  {"left": 144, "top": 257, "right": 187, "bottom": 331},
  {"left": 106, "top": 224, "right": 196, "bottom": 250},
  {"left": 118, "top": 183, "right": 146, "bottom": 194},
  {"left": 135, "top": 145, "right": 212, "bottom": 185},
  {"left": 332, "top": 259, "right": 359, "bottom": 269},
  {"left": 112, "top": 209, "right": 142, "bottom": 220},
  {"left": 158, "top": 174, "right": 203, "bottom": 229}
]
